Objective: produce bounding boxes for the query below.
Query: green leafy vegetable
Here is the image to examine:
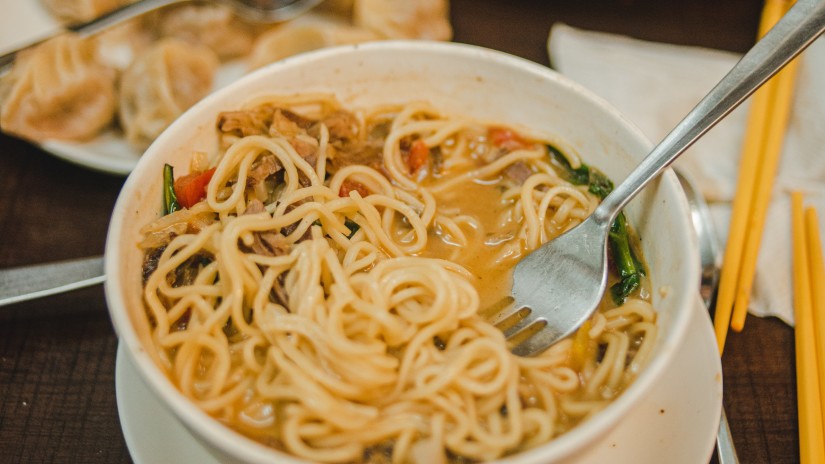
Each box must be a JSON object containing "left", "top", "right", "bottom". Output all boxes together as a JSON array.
[
  {"left": 587, "top": 170, "right": 614, "bottom": 200},
  {"left": 163, "top": 164, "right": 180, "bottom": 215},
  {"left": 345, "top": 218, "right": 360, "bottom": 239},
  {"left": 547, "top": 145, "right": 643, "bottom": 305},
  {"left": 547, "top": 144, "right": 590, "bottom": 185},
  {"left": 312, "top": 218, "right": 360, "bottom": 239},
  {"left": 608, "top": 212, "right": 642, "bottom": 305},
  {"left": 548, "top": 144, "right": 616, "bottom": 198}
]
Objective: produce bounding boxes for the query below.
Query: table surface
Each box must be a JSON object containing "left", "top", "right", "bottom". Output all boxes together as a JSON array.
[{"left": 0, "top": 0, "right": 798, "bottom": 463}]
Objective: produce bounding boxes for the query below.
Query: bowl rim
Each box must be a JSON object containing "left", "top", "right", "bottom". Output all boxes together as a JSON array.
[{"left": 104, "top": 39, "right": 699, "bottom": 464}]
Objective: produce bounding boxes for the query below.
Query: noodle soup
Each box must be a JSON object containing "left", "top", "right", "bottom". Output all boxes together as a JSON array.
[{"left": 137, "top": 94, "right": 657, "bottom": 463}]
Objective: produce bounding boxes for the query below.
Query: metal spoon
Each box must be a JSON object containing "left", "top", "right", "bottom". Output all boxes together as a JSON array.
[
  {"left": 501, "top": 0, "right": 825, "bottom": 356},
  {"left": 676, "top": 170, "right": 739, "bottom": 464},
  {"left": 0, "top": 256, "right": 104, "bottom": 307},
  {"left": 0, "top": 0, "right": 322, "bottom": 74}
]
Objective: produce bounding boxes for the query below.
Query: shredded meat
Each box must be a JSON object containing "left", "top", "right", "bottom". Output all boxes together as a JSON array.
[
  {"left": 249, "top": 231, "right": 290, "bottom": 257},
  {"left": 327, "top": 141, "right": 384, "bottom": 173},
  {"left": 219, "top": 105, "right": 372, "bottom": 178},
  {"left": 217, "top": 105, "right": 314, "bottom": 139},
  {"left": 279, "top": 219, "right": 300, "bottom": 238},
  {"left": 272, "top": 275, "right": 289, "bottom": 309},
  {"left": 142, "top": 246, "right": 166, "bottom": 285},
  {"left": 248, "top": 153, "right": 282, "bottom": 187},
  {"left": 503, "top": 161, "right": 534, "bottom": 184},
  {"left": 244, "top": 199, "right": 266, "bottom": 214},
  {"left": 148, "top": 252, "right": 214, "bottom": 289},
  {"left": 275, "top": 203, "right": 314, "bottom": 243},
  {"left": 277, "top": 107, "right": 314, "bottom": 129},
  {"left": 219, "top": 105, "right": 322, "bottom": 177},
  {"left": 242, "top": 200, "right": 291, "bottom": 257},
  {"left": 289, "top": 134, "right": 319, "bottom": 168},
  {"left": 325, "top": 118, "right": 391, "bottom": 175},
  {"left": 269, "top": 108, "right": 312, "bottom": 138},
  {"left": 217, "top": 105, "right": 274, "bottom": 137},
  {"left": 265, "top": 232, "right": 291, "bottom": 253},
  {"left": 175, "top": 254, "right": 211, "bottom": 287},
  {"left": 321, "top": 109, "right": 359, "bottom": 148},
  {"left": 239, "top": 200, "right": 292, "bottom": 308}
]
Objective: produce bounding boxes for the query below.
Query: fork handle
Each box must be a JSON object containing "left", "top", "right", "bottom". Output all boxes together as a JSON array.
[{"left": 593, "top": 0, "right": 825, "bottom": 226}]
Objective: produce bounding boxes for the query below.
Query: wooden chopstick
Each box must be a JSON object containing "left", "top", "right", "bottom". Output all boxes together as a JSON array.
[
  {"left": 713, "top": 0, "right": 785, "bottom": 352},
  {"left": 713, "top": 0, "right": 798, "bottom": 353},
  {"left": 729, "top": 50, "right": 801, "bottom": 331},
  {"left": 791, "top": 192, "right": 825, "bottom": 463},
  {"left": 805, "top": 205, "right": 825, "bottom": 434}
]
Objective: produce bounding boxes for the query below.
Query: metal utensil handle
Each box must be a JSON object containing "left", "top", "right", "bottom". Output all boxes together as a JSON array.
[
  {"left": 0, "top": 256, "right": 105, "bottom": 307},
  {"left": 219, "top": 0, "right": 322, "bottom": 22},
  {"left": 717, "top": 408, "right": 741, "bottom": 464},
  {"left": 0, "top": 0, "right": 185, "bottom": 75},
  {"left": 593, "top": 0, "right": 825, "bottom": 226}
]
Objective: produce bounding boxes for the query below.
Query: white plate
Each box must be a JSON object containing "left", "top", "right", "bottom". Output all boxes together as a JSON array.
[
  {"left": 115, "top": 294, "right": 722, "bottom": 464},
  {"left": 0, "top": 2, "right": 62, "bottom": 55},
  {"left": 0, "top": 4, "right": 246, "bottom": 176}
]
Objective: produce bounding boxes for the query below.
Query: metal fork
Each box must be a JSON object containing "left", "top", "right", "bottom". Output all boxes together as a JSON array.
[{"left": 488, "top": 0, "right": 825, "bottom": 357}]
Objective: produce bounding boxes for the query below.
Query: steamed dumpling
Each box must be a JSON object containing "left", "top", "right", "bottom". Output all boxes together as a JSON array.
[
  {"left": 157, "top": 4, "right": 254, "bottom": 60},
  {"left": 93, "top": 19, "right": 154, "bottom": 71},
  {"left": 249, "top": 17, "right": 378, "bottom": 69},
  {"left": 118, "top": 38, "right": 219, "bottom": 149},
  {"left": 353, "top": 0, "right": 452, "bottom": 40},
  {"left": 41, "top": 0, "right": 135, "bottom": 23},
  {"left": 0, "top": 34, "right": 117, "bottom": 142}
]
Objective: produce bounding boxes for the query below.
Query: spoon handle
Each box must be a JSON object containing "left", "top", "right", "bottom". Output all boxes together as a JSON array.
[
  {"left": 593, "top": 0, "right": 825, "bottom": 225},
  {"left": 0, "top": 0, "right": 185, "bottom": 75},
  {"left": 0, "top": 256, "right": 105, "bottom": 307}
]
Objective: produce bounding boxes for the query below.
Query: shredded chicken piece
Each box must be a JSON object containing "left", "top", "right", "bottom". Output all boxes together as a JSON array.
[
  {"left": 217, "top": 105, "right": 275, "bottom": 137},
  {"left": 218, "top": 106, "right": 321, "bottom": 171},
  {"left": 244, "top": 199, "right": 266, "bottom": 214},
  {"left": 254, "top": 232, "right": 291, "bottom": 257},
  {"left": 327, "top": 141, "right": 383, "bottom": 173},
  {"left": 503, "top": 161, "right": 534, "bottom": 184},
  {"left": 217, "top": 105, "right": 313, "bottom": 138},
  {"left": 289, "top": 134, "right": 320, "bottom": 166},
  {"left": 269, "top": 108, "right": 312, "bottom": 137},
  {"left": 321, "top": 109, "right": 359, "bottom": 147},
  {"left": 248, "top": 153, "right": 283, "bottom": 187},
  {"left": 242, "top": 200, "right": 292, "bottom": 257}
]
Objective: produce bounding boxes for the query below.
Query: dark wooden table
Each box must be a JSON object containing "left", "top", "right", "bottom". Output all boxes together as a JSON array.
[{"left": 0, "top": 0, "right": 797, "bottom": 462}]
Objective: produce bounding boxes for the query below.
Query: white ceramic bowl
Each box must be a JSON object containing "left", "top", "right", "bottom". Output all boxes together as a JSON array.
[{"left": 105, "top": 41, "right": 699, "bottom": 463}]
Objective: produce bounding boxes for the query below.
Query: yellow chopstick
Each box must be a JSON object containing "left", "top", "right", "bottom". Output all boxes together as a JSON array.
[
  {"left": 711, "top": 78, "right": 773, "bottom": 353},
  {"left": 729, "top": 49, "right": 801, "bottom": 331},
  {"left": 713, "top": 0, "right": 797, "bottom": 352},
  {"left": 713, "top": 0, "right": 785, "bottom": 352},
  {"left": 791, "top": 192, "right": 825, "bottom": 463},
  {"left": 805, "top": 206, "right": 825, "bottom": 433}
]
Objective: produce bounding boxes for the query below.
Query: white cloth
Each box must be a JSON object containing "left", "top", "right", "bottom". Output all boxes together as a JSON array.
[{"left": 548, "top": 23, "right": 825, "bottom": 326}]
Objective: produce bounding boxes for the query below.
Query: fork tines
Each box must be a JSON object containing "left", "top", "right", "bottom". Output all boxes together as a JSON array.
[{"left": 484, "top": 297, "right": 557, "bottom": 356}]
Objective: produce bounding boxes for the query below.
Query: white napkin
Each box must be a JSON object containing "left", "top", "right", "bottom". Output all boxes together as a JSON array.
[{"left": 548, "top": 23, "right": 825, "bottom": 326}]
